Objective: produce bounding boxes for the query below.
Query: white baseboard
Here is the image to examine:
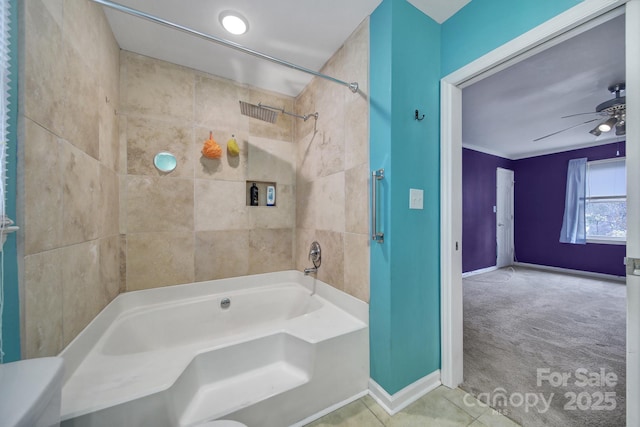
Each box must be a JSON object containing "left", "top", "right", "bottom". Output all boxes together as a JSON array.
[
  {"left": 514, "top": 262, "right": 625, "bottom": 282},
  {"left": 462, "top": 265, "right": 498, "bottom": 278},
  {"left": 289, "top": 390, "right": 369, "bottom": 427},
  {"left": 368, "top": 370, "right": 441, "bottom": 416}
]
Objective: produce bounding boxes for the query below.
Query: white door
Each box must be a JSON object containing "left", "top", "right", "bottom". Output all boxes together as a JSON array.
[
  {"left": 626, "top": 2, "right": 639, "bottom": 425},
  {"left": 496, "top": 168, "right": 514, "bottom": 268}
]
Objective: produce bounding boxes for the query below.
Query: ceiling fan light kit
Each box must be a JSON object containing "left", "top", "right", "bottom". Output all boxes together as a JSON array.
[
  {"left": 593, "top": 83, "right": 625, "bottom": 136},
  {"left": 535, "top": 83, "right": 626, "bottom": 141},
  {"left": 589, "top": 127, "right": 602, "bottom": 137},
  {"left": 597, "top": 116, "right": 618, "bottom": 132}
]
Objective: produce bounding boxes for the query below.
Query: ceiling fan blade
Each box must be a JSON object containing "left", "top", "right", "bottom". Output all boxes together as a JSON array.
[
  {"left": 561, "top": 112, "right": 603, "bottom": 118},
  {"left": 533, "top": 118, "right": 600, "bottom": 142}
]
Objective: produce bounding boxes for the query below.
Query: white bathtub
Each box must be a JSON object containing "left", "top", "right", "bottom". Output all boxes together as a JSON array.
[{"left": 59, "top": 271, "right": 369, "bottom": 427}]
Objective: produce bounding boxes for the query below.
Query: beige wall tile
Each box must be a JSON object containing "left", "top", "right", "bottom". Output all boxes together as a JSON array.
[
  {"left": 126, "top": 232, "right": 195, "bottom": 291},
  {"left": 96, "top": 5, "right": 121, "bottom": 101},
  {"left": 315, "top": 172, "right": 345, "bottom": 233},
  {"left": 296, "top": 130, "right": 320, "bottom": 182},
  {"left": 315, "top": 230, "right": 345, "bottom": 291},
  {"left": 342, "top": 19, "right": 370, "bottom": 99},
  {"left": 99, "top": 165, "right": 119, "bottom": 237},
  {"left": 294, "top": 84, "right": 317, "bottom": 141},
  {"left": 24, "top": 249, "right": 64, "bottom": 358},
  {"left": 126, "top": 176, "right": 194, "bottom": 233},
  {"left": 21, "top": 0, "right": 123, "bottom": 354},
  {"left": 195, "top": 230, "right": 249, "bottom": 281},
  {"left": 126, "top": 117, "right": 194, "bottom": 177},
  {"left": 119, "top": 234, "right": 127, "bottom": 293},
  {"left": 292, "top": 22, "right": 369, "bottom": 294},
  {"left": 120, "top": 51, "right": 194, "bottom": 123},
  {"left": 315, "top": 116, "right": 345, "bottom": 178},
  {"left": 195, "top": 128, "right": 248, "bottom": 182},
  {"left": 343, "top": 233, "right": 370, "bottom": 302},
  {"left": 249, "top": 184, "right": 295, "bottom": 229},
  {"left": 22, "top": 0, "right": 65, "bottom": 135},
  {"left": 248, "top": 136, "right": 296, "bottom": 185},
  {"left": 61, "top": 140, "right": 101, "bottom": 245},
  {"left": 118, "top": 174, "right": 127, "bottom": 234},
  {"left": 195, "top": 74, "right": 249, "bottom": 131},
  {"left": 99, "top": 85, "right": 120, "bottom": 172},
  {"left": 62, "top": 43, "right": 100, "bottom": 159},
  {"left": 345, "top": 163, "right": 369, "bottom": 235},
  {"left": 344, "top": 94, "right": 369, "bottom": 170},
  {"left": 295, "top": 228, "right": 317, "bottom": 273},
  {"left": 23, "top": 119, "right": 63, "bottom": 255},
  {"left": 295, "top": 177, "right": 316, "bottom": 231},
  {"left": 62, "top": 0, "right": 103, "bottom": 74},
  {"left": 249, "top": 229, "right": 294, "bottom": 274},
  {"left": 194, "top": 179, "right": 248, "bottom": 231},
  {"left": 61, "top": 241, "right": 100, "bottom": 346},
  {"left": 248, "top": 88, "right": 294, "bottom": 142},
  {"left": 119, "top": 115, "right": 128, "bottom": 175},
  {"left": 99, "top": 235, "right": 121, "bottom": 306}
]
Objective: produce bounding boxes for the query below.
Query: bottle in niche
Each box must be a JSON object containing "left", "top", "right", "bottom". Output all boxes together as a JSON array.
[
  {"left": 266, "top": 185, "right": 276, "bottom": 206},
  {"left": 250, "top": 183, "right": 259, "bottom": 206}
]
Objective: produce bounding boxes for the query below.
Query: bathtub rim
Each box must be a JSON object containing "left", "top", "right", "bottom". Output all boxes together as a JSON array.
[{"left": 59, "top": 270, "right": 368, "bottom": 384}]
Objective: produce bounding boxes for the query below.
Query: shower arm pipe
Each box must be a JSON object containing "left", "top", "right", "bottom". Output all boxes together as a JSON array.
[
  {"left": 258, "top": 103, "right": 318, "bottom": 122},
  {"left": 91, "top": 0, "right": 359, "bottom": 94}
]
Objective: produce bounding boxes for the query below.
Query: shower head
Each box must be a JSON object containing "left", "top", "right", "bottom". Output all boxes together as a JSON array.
[{"left": 239, "top": 101, "right": 279, "bottom": 124}]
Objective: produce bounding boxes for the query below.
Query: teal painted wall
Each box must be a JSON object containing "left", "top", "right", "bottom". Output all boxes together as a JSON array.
[
  {"left": 370, "top": 0, "right": 441, "bottom": 395},
  {"left": 370, "top": 0, "right": 589, "bottom": 395},
  {"left": 441, "top": 0, "right": 582, "bottom": 76},
  {"left": 2, "top": 0, "right": 20, "bottom": 362}
]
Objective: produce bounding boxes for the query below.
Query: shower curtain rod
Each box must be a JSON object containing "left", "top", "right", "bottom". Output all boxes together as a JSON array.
[{"left": 91, "top": 0, "right": 359, "bottom": 93}]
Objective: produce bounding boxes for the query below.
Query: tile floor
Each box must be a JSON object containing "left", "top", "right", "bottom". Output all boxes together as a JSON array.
[{"left": 305, "top": 386, "right": 521, "bottom": 427}]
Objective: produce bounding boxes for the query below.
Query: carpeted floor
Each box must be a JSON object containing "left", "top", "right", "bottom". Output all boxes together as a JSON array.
[{"left": 461, "top": 267, "right": 626, "bottom": 427}]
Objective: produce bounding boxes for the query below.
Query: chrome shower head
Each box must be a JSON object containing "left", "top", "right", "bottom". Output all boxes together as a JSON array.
[{"left": 239, "top": 101, "right": 278, "bottom": 124}]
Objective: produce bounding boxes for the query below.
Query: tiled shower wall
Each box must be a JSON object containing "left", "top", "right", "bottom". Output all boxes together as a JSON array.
[
  {"left": 119, "top": 52, "right": 296, "bottom": 291},
  {"left": 18, "top": 0, "right": 121, "bottom": 357},
  {"left": 295, "top": 20, "right": 370, "bottom": 302},
  {"left": 19, "top": 2, "right": 370, "bottom": 360}
]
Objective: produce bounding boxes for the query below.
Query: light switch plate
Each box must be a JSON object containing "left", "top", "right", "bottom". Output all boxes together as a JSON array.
[{"left": 409, "top": 188, "right": 424, "bottom": 210}]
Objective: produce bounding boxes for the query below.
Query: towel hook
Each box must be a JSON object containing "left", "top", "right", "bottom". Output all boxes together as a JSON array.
[{"left": 415, "top": 109, "right": 425, "bottom": 121}]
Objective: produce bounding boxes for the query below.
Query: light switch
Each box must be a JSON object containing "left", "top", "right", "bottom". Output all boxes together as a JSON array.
[{"left": 409, "top": 188, "right": 424, "bottom": 210}]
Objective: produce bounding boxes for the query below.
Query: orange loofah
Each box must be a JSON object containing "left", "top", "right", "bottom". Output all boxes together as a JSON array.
[{"left": 201, "top": 131, "right": 222, "bottom": 159}]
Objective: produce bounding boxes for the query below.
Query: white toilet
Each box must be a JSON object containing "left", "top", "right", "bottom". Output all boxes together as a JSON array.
[{"left": 0, "top": 357, "right": 65, "bottom": 427}]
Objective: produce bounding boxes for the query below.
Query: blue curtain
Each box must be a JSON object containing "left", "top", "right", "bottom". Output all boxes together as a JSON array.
[{"left": 559, "top": 158, "right": 587, "bottom": 244}]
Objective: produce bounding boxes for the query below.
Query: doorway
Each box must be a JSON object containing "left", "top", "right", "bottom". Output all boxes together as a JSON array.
[
  {"left": 440, "top": 1, "right": 639, "bottom": 426},
  {"left": 496, "top": 168, "right": 514, "bottom": 268}
]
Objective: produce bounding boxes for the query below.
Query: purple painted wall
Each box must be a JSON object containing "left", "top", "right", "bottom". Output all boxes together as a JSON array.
[
  {"left": 463, "top": 142, "right": 626, "bottom": 276},
  {"left": 513, "top": 142, "right": 626, "bottom": 276},
  {"left": 462, "top": 148, "right": 514, "bottom": 272}
]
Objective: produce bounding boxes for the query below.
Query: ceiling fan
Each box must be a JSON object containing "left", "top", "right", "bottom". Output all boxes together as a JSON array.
[{"left": 534, "top": 83, "right": 626, "bottom": 142}]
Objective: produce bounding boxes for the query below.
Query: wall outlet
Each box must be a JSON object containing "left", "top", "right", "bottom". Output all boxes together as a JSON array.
[
  {"left": 409, "top": 188, "right": 424, "bottom": 210},
  {"left": 493, "top": 205, "right": 497, "bottom": 213}
]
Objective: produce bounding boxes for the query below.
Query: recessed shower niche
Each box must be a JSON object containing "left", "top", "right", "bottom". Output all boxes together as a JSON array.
[{"left": 246, "top": 181, "right": 277, "bottom": 207}]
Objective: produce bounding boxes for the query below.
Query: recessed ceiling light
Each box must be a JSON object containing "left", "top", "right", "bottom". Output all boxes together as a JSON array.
[{"left": 220, "top": 11, "right": 248, "bottom": 35}]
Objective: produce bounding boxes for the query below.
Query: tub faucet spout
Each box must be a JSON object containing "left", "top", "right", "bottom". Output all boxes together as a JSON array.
[{"left": 304, "top": 267, "right": 317, "bottom": 275}]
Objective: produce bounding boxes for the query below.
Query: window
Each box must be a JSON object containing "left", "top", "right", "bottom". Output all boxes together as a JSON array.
[{"left": 585, "top": 158, "right": 626, "bottom": 243}]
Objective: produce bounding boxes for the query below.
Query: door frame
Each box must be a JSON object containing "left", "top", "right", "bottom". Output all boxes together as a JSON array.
[
  {"left": 439, "top": 1, "right": 637, "bottom": 424},
  {"left": 496, "top": 167, "right": 514, "bottom": 268}
]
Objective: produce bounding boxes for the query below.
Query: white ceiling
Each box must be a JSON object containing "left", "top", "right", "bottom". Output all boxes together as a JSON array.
[
  {"left": 462, "top": 13, "right": 626, "bottom": 160},
  {"left": 102, "top": 0, "right": 469, "bottom": 97},
  {"left": 408, "top": 0, "right": 471, "bottom": 23}
]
